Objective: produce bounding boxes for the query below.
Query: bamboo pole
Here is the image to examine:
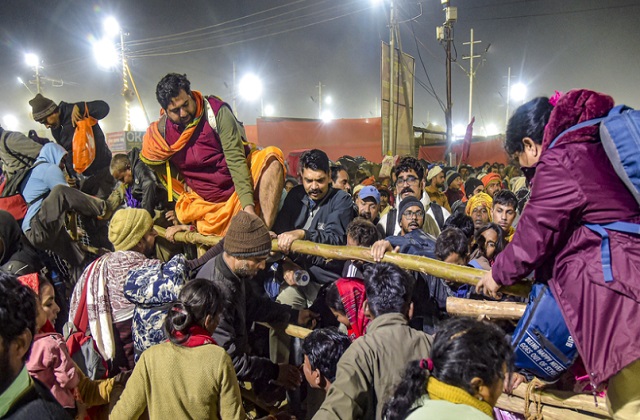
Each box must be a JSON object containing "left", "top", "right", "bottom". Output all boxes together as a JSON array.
[
  {"left": 497, "top": 384, "right": 610, "bottom": 419},
  {"left": 505, "top": 383, "right": 609, "bottom": 417},
  {"left": 446, "top": 297, "right": 526, "bottom": 320},
  {"left": 153, "top": 226, "right": 531, "bottom": 298},
  {"left": 257, "top": 322, "right": 311, "bottom": 340},
  {"left": 496, "top": 394, "right": 610, "bottom": 419}
]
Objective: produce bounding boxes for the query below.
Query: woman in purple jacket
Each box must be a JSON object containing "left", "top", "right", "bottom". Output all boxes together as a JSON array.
[{"left": 476, "top": 90, "right": 640, "bottom": 419}]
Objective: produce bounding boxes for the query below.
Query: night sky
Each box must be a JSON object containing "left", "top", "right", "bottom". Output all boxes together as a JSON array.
[{"left": 1, "top": 0, "right": 639, "bottom": 138}]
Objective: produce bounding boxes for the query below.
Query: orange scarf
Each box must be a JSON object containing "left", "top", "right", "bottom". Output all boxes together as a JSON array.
[{"left": 141, "top": 90, "right": 205, "bottom": 164}]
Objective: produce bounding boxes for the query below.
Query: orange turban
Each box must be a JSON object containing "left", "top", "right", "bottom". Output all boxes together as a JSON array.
[{"left": 481, "top": 172, "right": 502, "bottom": 187}]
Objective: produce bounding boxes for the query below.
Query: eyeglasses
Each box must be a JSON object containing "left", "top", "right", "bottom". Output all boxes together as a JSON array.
[
  {"left": 396, "top": 176, "right": 419, "bottom": 186},
  {"left": 402, "top": 210, "right": 424, "bottom": 219}
]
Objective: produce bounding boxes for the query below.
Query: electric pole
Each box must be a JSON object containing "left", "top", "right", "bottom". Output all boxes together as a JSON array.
[
  {"left": 505, "top": 66, "right": 511, "bottom": 130},
  {"left": 120, "top": 29, "right": 131, "bottom": 131},
  {"left": 462, "top": 28, "right": 481, "bottom": 124},
  {"left": 438, "top": 1, "right": 457, "bottom": 163},
  {"left": 388, "top": 0, "right": 396, "bottom": 155},
  {"left": 316, "top": 82, "right": 324, "bottom": 118}
]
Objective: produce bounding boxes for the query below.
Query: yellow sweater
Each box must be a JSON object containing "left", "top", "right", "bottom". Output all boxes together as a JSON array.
[{"left": 110, "top": 341, "right": 245, "bottom": 420}]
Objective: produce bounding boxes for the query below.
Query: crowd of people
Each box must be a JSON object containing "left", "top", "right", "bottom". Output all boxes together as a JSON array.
[{"left": 1, "top": 80, "right": 639, "bottom": 420}]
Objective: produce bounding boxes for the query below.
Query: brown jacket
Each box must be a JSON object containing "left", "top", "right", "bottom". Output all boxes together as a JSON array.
[
  {"left": 425, "top": 185, "right": 451, "bottom": 212},
  {"left": 313, "top": 313, "right": 433, "bottom": 420}
]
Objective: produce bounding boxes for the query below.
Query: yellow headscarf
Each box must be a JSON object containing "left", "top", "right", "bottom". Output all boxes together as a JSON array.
[{"left": 466, "top": 192, "right": 493, "bottom": 220}]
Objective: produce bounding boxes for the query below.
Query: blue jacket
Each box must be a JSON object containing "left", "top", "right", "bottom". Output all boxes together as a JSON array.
[{"left": 20, "top": 143, "right": 68, "bottom": 231}]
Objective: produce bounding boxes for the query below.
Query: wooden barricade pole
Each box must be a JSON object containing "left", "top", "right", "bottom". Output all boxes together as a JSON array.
[
  {"left": 153, "top": 226, "right": 531, "bottom": 298},
  {"left": 446, "top": 297, "right": 526, "bottom": 320}
]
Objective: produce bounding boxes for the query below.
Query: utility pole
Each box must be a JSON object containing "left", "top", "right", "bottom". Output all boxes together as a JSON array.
[
  {"left": 388, "top": 0, "right": 396, "bottom": 156},
  {"left": 316, "top": 82, "right": 324, "bottom": 118},
  {"left": 505, "top": 66, "right": 511, "bottom": 130},
  {"left": 34, "top": 64, "right": 41, "bottom": 94},
  {"left": 438, "top": 1, "right": 457, "bottom": 163},
  {"left": 120, "top": 30, "right": 131, "bottom": 131},
  {"left": 232, "top": 61, "right": 237, "bottom": 116},
  {"left": 462, "top": 28, "right": 481, "bottom": 124}
]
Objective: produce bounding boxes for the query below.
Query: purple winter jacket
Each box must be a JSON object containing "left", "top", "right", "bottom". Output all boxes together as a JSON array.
[{"left": 493, "top": 89, "right": 640, "bottom": 385}]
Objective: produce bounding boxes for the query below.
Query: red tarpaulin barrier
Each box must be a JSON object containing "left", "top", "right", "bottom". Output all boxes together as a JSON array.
[
  {"left": 418, "top": 136, "right": 508, "bottom": 167},
  {"left": 245, "top": 117, "right": 383, "bottom": 163}
]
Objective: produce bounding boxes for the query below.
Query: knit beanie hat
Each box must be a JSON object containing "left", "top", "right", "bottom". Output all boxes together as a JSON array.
[
  {"left": 447, "top": 172, "right": 461, "bottom": 187},
  {"left": 465, "top": 178, "right": 484, "bottom": 198},
  {"left": 426, "top": 166, "right": 443, "bottom": 182},
  {"left": 108, "top": 208, "right": 154, "bottom": 251},
  {"left": 397, "top": 196, "right": 425, "bottom": 223},
  {"left": 29, "top": 94, "right": 57, "bottom": 121},
  {"left": 224, "top": 212, "right": 272, "bottom": 258}
]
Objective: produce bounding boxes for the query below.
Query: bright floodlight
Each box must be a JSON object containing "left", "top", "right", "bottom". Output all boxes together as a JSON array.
[
  {"left": 103, "top": 16, "right": 121, "bottom": 38},
  {"left": 2, "top": 115, "right": 19, "bottom": 131},
  {"left": 325, "top": 96, "right": 333, "bottom": 105},
  {"left": 370, "top": 0, "right": 384, "bottom": 5},
  {"left": 264, "top": 104, "right": 275, "bottom": 117},
  {"left": 321, "top": 110, "right": 334, "bottom": 123},
  {"left": 93, "top": 38, "right": 120, "bottom": 70},
  {"left": 485, "top": 123, "right": 499, "bottom": 136},
  {"left": 17, "top": 77, "right": 24, "bottom": 84},
  {"left": 510, "top": 83, "right": 528, "bottom": 103},
  {"left": 130, "top": 107, "right": 148, "bottom": 131},
  {"left": 24, "top": 53, "right": 39, "bottom": 68},
  {"left": 238, "top": 74, "right": 263, "bottom": 101},
  {"left": 453, "top": 123, "right": 466, "bottom": 138}
]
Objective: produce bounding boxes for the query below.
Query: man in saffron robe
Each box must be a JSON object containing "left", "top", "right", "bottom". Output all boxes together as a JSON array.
[{"left": 141, "top": 73, "right": 285, "bottom": 235}]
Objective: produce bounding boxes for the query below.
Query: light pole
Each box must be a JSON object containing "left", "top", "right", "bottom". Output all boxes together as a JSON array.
[
  {"left": 462, "top": 28, "right": 481, "bottom": 124},
  {"left": 94, "top": 17, "right": 150, "bottom": 131},
  {"left": 437, "top": 1, "right": 457, "bottom": 163},
  {"left": 24, "top": 53, "right": 41, "bottom": 94},
  {"left": 103, "top": 17, "right": 131, "bottom": 130},
  {"left": 238, "top": 73, "right": 264, "bottom": 117}
]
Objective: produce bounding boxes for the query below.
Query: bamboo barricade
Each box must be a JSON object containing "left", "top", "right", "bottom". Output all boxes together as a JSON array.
[
  {"left": 446, "top": 297, "right": 526, "bottom": 320},
  {"left": 155, "top": 226, "right": 608, "bottom": 419},
  {"left": 153, "top": 226, "right": 531, "bottom": 298},
  {"left": 256, "top": 322, "right": 610, "bottom": 419}
]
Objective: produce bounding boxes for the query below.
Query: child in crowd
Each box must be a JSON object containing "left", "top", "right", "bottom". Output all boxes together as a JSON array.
[
  {"left": 324, "top": 278, "right": 369, "bottom": 340},
  {"left": 468, "top": 223, "right": 505, "bottom": 270},
  {"left": 301, "top": 328, "right": 351, "bottom": 391},
  {"left": 383, "top": 318, "right": 513, "bottom": 420},
  {"left": 111, "top": 278, "right": 245, "bottom": 419},
  {"left": 19, "top": 273, "right": 79, "bottom": 415},
  {"left": 19, "top": 273, "right": 120, "bottom": 418}
]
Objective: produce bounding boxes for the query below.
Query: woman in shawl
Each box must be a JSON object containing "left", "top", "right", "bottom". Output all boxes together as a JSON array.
[{"left": 325, "top": 278, "right": 370, "bottom": 340}]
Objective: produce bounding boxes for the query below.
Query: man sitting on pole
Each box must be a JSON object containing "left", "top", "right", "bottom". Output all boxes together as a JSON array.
[{"left": 141, "top": 73, "right": 285, "bottom": 236}]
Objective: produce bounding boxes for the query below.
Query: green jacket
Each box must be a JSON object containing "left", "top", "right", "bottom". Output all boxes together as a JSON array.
[
  {"left": 110, "top": 341, "right": 245, "bottom": 420},
  {"left": 313, "top": 313, "right": 433, "bottom": 420}
]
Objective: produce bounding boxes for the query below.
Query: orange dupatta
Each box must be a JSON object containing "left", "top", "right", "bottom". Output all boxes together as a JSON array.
[
  {"left": 140, "top": 91, "right": 205, "bottom": 201},
  {"left": 141, "top": 90, "right": 205, "bottom": 163}
]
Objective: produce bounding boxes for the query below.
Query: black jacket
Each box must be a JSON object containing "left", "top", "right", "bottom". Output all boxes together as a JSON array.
[
  {"left": 273, "top": 185, "right": 354, "bottom": 283},
  {"left": 197, "top": 254, "right": 296, "bottom": 387},
  {"left": 127, "top": 148, "right": 167, "bottom": 217},
  {"left": 50, "top": 100, "right": 111, "bottom": 177},
  {"left": 3, "top": 376, "right": 71, "bottom": 419},
  {"left": 0, "top": 210, "right": 42, "bottom": 275}
]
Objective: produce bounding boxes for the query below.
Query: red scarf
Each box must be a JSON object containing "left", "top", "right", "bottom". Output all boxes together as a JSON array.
[
  {"left": 336, "top": 278, "right": 370, "bottom": 340},
  {"left": 173, "top": 325, "right": 217, "bottom": 347}
]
